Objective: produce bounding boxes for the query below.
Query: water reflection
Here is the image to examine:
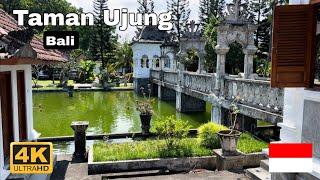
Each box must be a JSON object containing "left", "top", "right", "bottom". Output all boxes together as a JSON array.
[{"left": 33, "top": 91, "right": 211, "bottom": 137}]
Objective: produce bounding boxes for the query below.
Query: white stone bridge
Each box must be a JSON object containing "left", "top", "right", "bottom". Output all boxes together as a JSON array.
[
  {"left": 134, "top": 0, "right": 284, "bottom": 131},
  {"left": 150, "top": 69, "right": 283, "bottom": 126}
]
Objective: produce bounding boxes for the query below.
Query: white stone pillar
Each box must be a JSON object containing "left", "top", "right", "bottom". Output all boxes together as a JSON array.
[
  {"left": 243, "top": 47, "right": 257, "bottom": 79},
  {"left": 198, "top": 53, "right": 206, "bottom": 74},
  {"left": 214, "top": 47, "right": 229, "bottom": 94},
  {"left": 211, "top": 104, "right": 223, "bottom": 125}
]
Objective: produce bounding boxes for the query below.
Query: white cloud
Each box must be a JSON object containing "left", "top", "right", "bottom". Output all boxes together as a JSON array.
[{"left": 67, "top": 0, "right": 200, "bottom": 42}]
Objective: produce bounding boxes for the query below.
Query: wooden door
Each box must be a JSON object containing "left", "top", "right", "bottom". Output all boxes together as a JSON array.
[
  {"left": 0, "top": 72, "right": 14, "bottom": 160},
  {"left": 17, "top": 71, "right": 27, "bottom": 141}
]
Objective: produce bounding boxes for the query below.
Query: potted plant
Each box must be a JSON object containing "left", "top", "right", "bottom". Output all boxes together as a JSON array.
[
  {"left": 136, "top": 85, "right": 153, "bottom": 135},
  {"left": 217, "top": 96, "right": 242, "bottom": 156}
]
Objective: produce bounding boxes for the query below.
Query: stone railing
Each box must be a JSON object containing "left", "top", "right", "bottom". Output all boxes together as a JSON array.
[
  {"left": 163, "top": 70, "right": 178, "bottom": 85},
  {"left": 183, "top": 72, "right": 215, "bottom": 94},
  {"left": 223, "top": 76, "right": 284, "bottom": 112},
  {"left": 150, "top": 69, "right": 160, "bottom": 80}
]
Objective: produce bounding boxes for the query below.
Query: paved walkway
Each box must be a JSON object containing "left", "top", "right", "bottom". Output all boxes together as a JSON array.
[{"left": 50, "top": 155, "right": 250, "bottom": 180}]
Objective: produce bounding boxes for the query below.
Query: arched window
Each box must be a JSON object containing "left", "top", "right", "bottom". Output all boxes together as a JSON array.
[
  {"left": 146, "top": 59, "right": 149, "bottom": 68},
  {"left": 164, "top": 55, "right": 170, "bottom": 68},
  {"left": 141, "top": 55, "right": 148, "bottom": 68},
  {"left": 153, "top": 55, "right": 160, "bottom": 68}
]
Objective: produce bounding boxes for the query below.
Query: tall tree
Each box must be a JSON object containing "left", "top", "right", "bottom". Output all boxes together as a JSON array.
[
  {"left": 249, "top": 0, "right": 272, "bottom": 58},
  {"left": 199, "top": 0, "right": 225, "bottom": 28},
  {"left": 90, "top": 0, "right": 117, "bottom": 70},
  {"left": 137, "top": 0, "right": 155, "bottom": 30},
  {"left": 167, "top": 0, "right": 191, "bottom": 41}
]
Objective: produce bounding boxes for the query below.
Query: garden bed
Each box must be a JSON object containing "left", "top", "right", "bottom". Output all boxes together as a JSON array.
[{"left": 88, "top": 134, "right": 268, "bottom": 174}]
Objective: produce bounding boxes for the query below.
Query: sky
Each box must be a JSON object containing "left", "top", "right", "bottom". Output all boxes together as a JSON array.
[{"left": 66, "top": 0, "right": 201, "bottom": 42}]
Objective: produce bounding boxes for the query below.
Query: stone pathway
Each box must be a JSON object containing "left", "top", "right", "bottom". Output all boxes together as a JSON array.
[{"left": 50, "top": 155, "right": 250, "bottom": 180}]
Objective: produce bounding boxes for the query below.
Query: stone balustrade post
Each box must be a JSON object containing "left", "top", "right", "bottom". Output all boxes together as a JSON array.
[
  {"left": 71, "top": 121, "right": 89, "bottom": 161},
  {"left": 243, "top": 47, "right": 257, "bottom": 79},
  {"left": 214, "top": 47, "right": 229, "bottom": 95},
  {"left": 198, "top": 53, "right": 206, "bottom": 74}
]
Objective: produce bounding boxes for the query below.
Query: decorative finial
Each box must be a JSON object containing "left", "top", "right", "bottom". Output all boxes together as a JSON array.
[
  {"left": 223, "top": 0, "right": 253, "bottom": 25},
  {"left": 182, "top": 20, "right": 201, "bottom": 39}
]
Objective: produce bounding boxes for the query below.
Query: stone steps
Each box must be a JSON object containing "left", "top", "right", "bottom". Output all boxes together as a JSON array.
[
  {"left": 245, "top": 159, "right": 271, "bottom": 180},
  {"left": 260, "top": 159, "right": 269, "bottom": 172},
  {"left": 246, "top": 167, "right": 271, "bottom": 180}
]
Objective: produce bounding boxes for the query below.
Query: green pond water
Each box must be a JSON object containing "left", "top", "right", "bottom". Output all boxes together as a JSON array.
[{"left": 33, "top": 91, "right": 211, "bottom": 137}]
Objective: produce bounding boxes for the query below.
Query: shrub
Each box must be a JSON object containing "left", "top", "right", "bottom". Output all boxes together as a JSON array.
[
  {"left": 153, "top": 116, "right": 191, "bottom": 149},
  {"left": 198, "top": 122, "right": 228, "bottom": 149}
]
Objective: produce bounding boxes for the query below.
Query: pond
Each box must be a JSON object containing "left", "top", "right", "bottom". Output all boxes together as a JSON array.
[{"left": 33, "top": 91, "right": 211, "bottom": 137}]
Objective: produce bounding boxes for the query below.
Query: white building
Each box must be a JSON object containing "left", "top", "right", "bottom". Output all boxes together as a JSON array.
[
  {"left": 0, "top": 9, "right": 66, "bottom": 179},
  {"left": 131, "top": 26, "right": 177, "bottom": 93}
]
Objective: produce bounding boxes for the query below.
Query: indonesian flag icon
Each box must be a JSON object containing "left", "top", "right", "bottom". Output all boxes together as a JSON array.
[{"left": 269, "top": 143, "right": 313, "bottom": 173}]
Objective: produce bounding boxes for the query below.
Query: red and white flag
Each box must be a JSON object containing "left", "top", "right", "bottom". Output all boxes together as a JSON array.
[{"left": 269, "top": 143, "right": 313, "bottom": 173}]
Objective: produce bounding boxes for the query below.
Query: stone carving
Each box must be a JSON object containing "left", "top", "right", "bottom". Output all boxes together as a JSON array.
[
  {"left": 223, "top": 0, "right": 254, "bottom": 25},
  {"left": 182, "top": 20, "right": 202, "bottom": 39}
]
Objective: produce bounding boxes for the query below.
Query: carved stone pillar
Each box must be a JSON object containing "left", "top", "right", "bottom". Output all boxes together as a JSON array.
[
  {"left": 243, "top": 47, "right": 257, "bottom": 79},
  {"left": 215, "top": 47, "right": 229, "bottom": 94},
  {"left": 198, "top": 53, "right": 206, "bottom": 74}
]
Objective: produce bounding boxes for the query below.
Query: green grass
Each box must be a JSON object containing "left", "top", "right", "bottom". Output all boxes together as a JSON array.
[
  {"left": 33, "top": 80, "right": 74, "bottom": 89},
  {"left": 257, "top": 120, "right": 273, "bottom": 126},
  {"left": 93, "top": 134, "right": 269, "bottom": 162},
  {"left": 237, "top": 133, "right": 269, "bottom": 154},
  {"left": 93, "top": 138, "right": 212, "bottom": 162}
]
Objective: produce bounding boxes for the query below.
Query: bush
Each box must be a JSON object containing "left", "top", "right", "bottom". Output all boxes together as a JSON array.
[
  {"left": 198, "top": 122, "right": 228, "bottom": 149},
  {"left": 152, "top": 116, "right": 191, "bottom": 149}
]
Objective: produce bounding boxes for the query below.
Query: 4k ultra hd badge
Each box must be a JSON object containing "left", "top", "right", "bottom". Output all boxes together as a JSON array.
[
  {"left": 43, "top": 31, "right": 79, "bottom": 49},
  {"left": 10, "top": 142, "right": 53, "bottom": 174}
]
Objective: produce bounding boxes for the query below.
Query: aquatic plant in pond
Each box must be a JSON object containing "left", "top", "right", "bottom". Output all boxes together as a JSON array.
[{"left": 33, "top": 91, "right": 211, "bottom": 137}]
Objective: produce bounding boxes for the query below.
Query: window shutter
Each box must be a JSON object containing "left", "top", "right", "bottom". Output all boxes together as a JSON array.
[{"left": 271, "top": 5, "right": 317, "bottom": 88}]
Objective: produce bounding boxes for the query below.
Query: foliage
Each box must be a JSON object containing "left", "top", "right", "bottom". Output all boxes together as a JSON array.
[
  {"left": 93, "top": 133, "right": 268, "bottom": 162},
  {"left": 78, "top": 60, "right": 96, "bottom": 83},
  {"left": 226, "top": 42, "right": 245, "bottom": 75},
  {"left": 199, "top": 0, "right": 225, "bottom": 27},
  {"left": 136, "top": 85, "right": 153, "bottom": 115},
  {"left": 181, "top": 48, "right": 199, "bottom": 72},
  {"left": 203, "top": 16, "right": 219, "bottom": 72},
  {"left": 153, "top": 116, "right": 191, "bottom": 149},
  {"left": 114, "top": 41, "right": 133, "bottom": 74},
  {"left": 248, "top": 0, "right": 273, "bottom": 59},
  {"left": 229, "top": 96, "right": 241, "bottom": 133},
  {"left": 255, "top": 58, "right": 271, "bottom": 77},
  {"left": 93, "top": 138, "right": 212, "bottom": 162},
  {"left": 198, "top": 122, "right": 228, "bottom": 149},
  {"left": 89, "top": 0, "right": 117, "bottom": 70},
  {"left": 167, "top": 0, "right": 191, "bottom": 41},
  {"left": 237, "top": 133, "right": 268, "bottom": 154}
]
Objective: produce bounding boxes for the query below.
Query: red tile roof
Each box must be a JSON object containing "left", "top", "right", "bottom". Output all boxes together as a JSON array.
[{"left": 0, "top": 9, "right": 67, "bottom": 63}]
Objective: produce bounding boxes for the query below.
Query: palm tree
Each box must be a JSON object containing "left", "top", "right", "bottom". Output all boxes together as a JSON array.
[
  {"left": 114, "top": 42, "right": 133, "bottom": 86},
  {"left": 115, "top": 41, "right": 133, "bottom": 74}
]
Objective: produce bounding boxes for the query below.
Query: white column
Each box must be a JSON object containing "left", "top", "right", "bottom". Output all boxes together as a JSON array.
[
  {"left": 214, "top": 47, "right": 229, "bottom": 93},
  {"left": 243, "top": 48, "right": 257, "bottom": 79},
  {"left": 11, "top": 69, "right": 20, "bottom": 142}
]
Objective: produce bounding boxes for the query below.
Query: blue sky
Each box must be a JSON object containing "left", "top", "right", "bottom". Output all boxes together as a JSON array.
[{"left": 66, "top": 0, "right": 201, "bottom": 42}]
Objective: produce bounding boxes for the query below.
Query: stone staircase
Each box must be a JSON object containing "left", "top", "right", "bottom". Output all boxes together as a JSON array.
[{"left": 245, "top": 159, "right": 271, "bottom": 180}]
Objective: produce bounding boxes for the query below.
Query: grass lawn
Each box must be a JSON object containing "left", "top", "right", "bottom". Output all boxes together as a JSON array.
[
  {"left": 257, "top": 120, "right": 273, "bottom": 126},
  {"left": 237, "top": 133, "right": 268, "bottom": 154},
  {"left": 93, "top": 133, "right": 268, "bottom": 162},
  {"left": 33, "top": 80, "right": 74, "bottom": 90}
]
